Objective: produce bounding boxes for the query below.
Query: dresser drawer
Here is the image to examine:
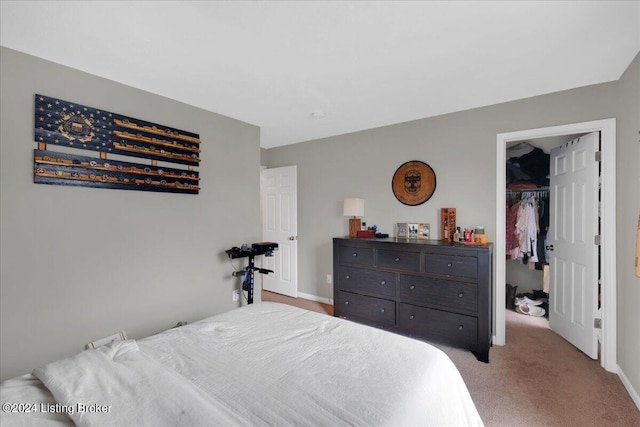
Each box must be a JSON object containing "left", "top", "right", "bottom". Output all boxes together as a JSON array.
[
  {"left": 336, "top": 291, "right": 395, "bottom": 327},
  {"left": 424, "top": 253, "right": 477, "bottom": 279},
  {"left": 337, "top": 266, "right": 396, "bottom": 298},
  {"left": 338, "top": 245, "right": 374, "bottom": 267},
  {"left": 398, "top": 303, "right": 477, "bottom": 349},
  {"left": 399, "top": 274, "right": 478, "bottom": 314},
  {"left": 377, "top": 249, "right": 421, "bottom": 272}
]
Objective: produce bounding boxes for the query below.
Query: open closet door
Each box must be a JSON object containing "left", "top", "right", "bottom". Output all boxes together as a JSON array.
[{"left": 548, "top": 132, "right": 599, "bottom": 359}]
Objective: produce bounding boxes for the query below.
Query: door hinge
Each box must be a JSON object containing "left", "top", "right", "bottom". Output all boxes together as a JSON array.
[
  {"left": 594, "top": 318, "right": 602, "bottom": 329},
  {"left": 594, "top": 235, "right": 601, "bottom": 246},
  {"left": 595, "top": 151, "right": 602, "bottom": 162}
]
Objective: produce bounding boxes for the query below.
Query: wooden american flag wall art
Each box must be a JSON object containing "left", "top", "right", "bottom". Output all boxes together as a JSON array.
[{"left": 33, "top": 94, "right": 201, "bottom": 195}]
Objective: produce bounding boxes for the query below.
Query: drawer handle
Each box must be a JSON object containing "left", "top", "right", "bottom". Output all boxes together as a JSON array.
[
  {"left": 345, "top": 275, "right": 350, "bottom": 279},
  {"left": 409, "top": 315, "right": 415, "bottom": 320},
  {"left": 380, "top": 280, "right": 386, "bottom": 285},
  {"left": 458, "top": 292, "right": 464, "bottom": 298},
  {"left": 458, "top": 325, "right": 464, "bottom": 331},
  {"left": 380, "top": 308, "right": 385, "bottom": 313},
  {"left": 345, "top": 301, "right": 349, "bottom": 305},
  {"left": 394, "top": 257, "right": 400, "bottom": 262},
  {"left": 447, "top": 262, "right": 453, "bottom": 267},
  {"left": 352, "top": 253, "right": 358, "bottom": 257},
  {"left": 409, "top": 285, "right": 415, "bottom": 290}
]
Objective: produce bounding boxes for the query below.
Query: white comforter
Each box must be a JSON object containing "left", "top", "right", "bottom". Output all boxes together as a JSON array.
[{"left": 11, "top": 302, "right": 483, "bottom": 426}]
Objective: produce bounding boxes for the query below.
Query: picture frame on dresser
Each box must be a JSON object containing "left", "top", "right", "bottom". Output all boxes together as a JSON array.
[
  {"left": 398, "top": 222, "right": 430, "bottom": 239},
  {"left": 419, "top": 223, "right": 430, "bottom": 240}
]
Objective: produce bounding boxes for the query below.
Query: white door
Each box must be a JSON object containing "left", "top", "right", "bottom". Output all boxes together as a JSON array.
[
  {"left": 261, "top": 166, "right": 298, "bottom": 297},
  {"left": 549, "top": 132, "right": 599, "bottom": 359}
]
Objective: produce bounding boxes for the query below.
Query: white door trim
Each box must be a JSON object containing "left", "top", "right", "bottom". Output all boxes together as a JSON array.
[{"left": 495, "top": 118, "right": 617, "bottom": 373}]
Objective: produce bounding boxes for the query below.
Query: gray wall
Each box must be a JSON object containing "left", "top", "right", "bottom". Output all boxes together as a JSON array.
[
  {"left": 264, "top": 54, "right": 639, "bottom": 396},
  {"left": 505, "top": 262, "right": 543, "bottom": 295},
  {"left": 0, "top": 47, "right": 262, "bottom": 380},
  {"left": 615, "top": 52, "right": 640, "bottom": 396}
]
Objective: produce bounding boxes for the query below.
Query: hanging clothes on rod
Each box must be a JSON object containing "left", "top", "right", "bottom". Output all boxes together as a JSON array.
[{"left": 506, "top": 188, "right": 549, "bottom": 269}]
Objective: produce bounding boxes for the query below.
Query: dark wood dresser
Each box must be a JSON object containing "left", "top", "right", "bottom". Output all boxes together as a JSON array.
[{"left": 333, "top": 237, "right": 493, "bottom": 362}]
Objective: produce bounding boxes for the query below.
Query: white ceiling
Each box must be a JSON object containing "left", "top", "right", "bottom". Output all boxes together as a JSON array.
[{"left": 1, "top": 1, "right": 638, "bottom": 148}]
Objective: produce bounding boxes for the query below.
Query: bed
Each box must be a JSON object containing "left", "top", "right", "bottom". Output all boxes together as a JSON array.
[{"left": 1, "top": 302, "right": 483, "bottom": 426}]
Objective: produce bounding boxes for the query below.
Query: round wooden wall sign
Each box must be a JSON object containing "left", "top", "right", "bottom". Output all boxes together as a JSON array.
[{"left": 392, "top": 160, "right": 437, "bottom": 206}]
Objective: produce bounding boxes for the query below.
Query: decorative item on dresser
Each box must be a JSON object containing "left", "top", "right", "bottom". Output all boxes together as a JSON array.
[
  {"left": 440, "top": 208, "right": 456, "bottom": 241},
  {"left": 333, "top": 236, "right": 493, "bottom": 362},
  {"left": 343, "top": 198, "right": 364, "bottom": 238}
]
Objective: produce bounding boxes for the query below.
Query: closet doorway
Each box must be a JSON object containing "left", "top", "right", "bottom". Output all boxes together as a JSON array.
[
  {"left": 507, "top": 133, "right": 600, "bottom": 357},
  {"left": 496, "top": 119, "right": 617, "bottom": 373}
]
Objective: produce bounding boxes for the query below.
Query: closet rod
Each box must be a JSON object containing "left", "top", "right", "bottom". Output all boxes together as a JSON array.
[{"left": 506, "top": 187, "right": 549, "bottom": 194}]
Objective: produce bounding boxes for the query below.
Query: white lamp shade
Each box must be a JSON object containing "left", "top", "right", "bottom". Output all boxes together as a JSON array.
[{"left": 343, "top": 198, "right": 364, "bottom": 217}]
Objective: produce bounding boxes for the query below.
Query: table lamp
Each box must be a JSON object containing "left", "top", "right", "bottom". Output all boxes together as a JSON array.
[{"left": 343, "top": 198, "right": 364, "bottom": 238}]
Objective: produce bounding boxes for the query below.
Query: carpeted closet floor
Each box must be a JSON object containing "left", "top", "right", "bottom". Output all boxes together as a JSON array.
[{"left": 262, "top": 290, "right": 640, "bottom": 426}]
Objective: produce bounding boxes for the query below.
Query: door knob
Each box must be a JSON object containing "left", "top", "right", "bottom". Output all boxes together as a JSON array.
[
  {"left": 288, "top": 236, "right": 296, "bottom": 240},
  {"left": 545, "top": 244, "right": 554, "bottom": 251}
]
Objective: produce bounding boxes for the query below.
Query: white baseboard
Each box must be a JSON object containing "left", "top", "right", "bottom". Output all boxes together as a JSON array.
[
  {"left": 491, "top": 334, "right": 504, "bottom": 346},
  {"left": 618, "top": 365, "right": 640, "bottom": 412},
  {"left": 298, "top": 292, "right": 333, "bottom": 306}
]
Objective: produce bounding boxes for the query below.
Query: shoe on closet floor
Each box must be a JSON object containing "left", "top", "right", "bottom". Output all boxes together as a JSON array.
[
  {"left": 515, "top": 296, "right": 543, "bottom": 306},
  {"left": 532, "top": 289, "right": 548, "bottom": 300},
  {"left": 516, "top": 304, "right": 546, "bottom": 317}
]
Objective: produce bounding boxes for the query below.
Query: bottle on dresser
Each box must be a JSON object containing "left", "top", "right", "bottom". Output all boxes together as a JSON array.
[{"left": 453, "top": 227, "right": 461, "bottom": 242}]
